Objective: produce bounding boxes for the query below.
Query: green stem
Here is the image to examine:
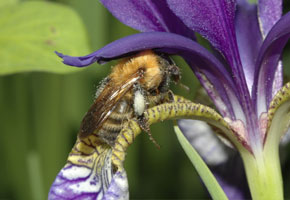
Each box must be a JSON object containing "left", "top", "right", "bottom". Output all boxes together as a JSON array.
[
  {"left": 240, "top": 147, "right": 283, "bottom": 200},
  {"left": 174, "top": 125, "right": 228, "bottom": 200}
]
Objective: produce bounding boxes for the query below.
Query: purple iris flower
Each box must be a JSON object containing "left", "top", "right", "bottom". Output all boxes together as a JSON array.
[{"left": 49, "top": 0, "right": 290, "bottom": 199}]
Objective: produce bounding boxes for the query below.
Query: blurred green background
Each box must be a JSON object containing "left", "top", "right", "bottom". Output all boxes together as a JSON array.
[{"left": 0, "top": 0, "right": 290, "bottom": 199}]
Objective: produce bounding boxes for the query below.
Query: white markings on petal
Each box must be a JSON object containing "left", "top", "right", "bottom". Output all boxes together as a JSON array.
[
  {"left": 271, "top": 61, "right": 283, "bottom": 100},
  {"left": 49, "top": 150, "right": 116, "bottom": 200},
  {"left": 104, "top": 170, "right": 129, "bottom": 200},
  {"left": 101, "top": 150, "right": 113, "bottom": 191},
  {"left": 61, "top": 165, "right": 91, "bottom": 180},
  {"left": 65, "top": 165, "right": 102, "bottom": 194}
]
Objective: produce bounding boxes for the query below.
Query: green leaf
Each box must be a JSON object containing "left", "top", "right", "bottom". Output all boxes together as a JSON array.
[
  {"left": 0, "top": 2, "right": 90, "bottom": 75},
  {"left": 0, "top": 0, "right": 18, "bottom": 9},
  {"left": 174, "top": 125, "right": 228, "bottom": 200}
]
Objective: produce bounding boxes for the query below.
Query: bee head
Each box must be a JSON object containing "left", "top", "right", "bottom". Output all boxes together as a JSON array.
[{"left": 155, "top": 52, "right": 181, "bottom": 84}]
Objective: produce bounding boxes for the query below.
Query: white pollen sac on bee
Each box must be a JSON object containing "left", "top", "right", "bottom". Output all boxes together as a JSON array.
[{"left": 133, "top": 90, "right": 145, "bottom": 116}]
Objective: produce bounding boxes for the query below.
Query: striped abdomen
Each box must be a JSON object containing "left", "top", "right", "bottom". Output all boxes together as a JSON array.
[
  {"left": 97, "top": 100, "right": 133, "bottom": 146},
  {"left": 96, "top": 91, "right": 171, "bottom": 146}
]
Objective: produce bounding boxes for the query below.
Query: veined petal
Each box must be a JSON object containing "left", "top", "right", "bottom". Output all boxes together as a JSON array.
[
  {"left": 264, "top": 82, "right": 290, "bottom": 147},
  {"left": 271, "top": 61, "right": 283, "bottom": 98},
  {"left": 258, "top": 0, "right": 282, "bottom": 38},
  {"left": 56, "top": 32, "right": 240, "bottom": 120},
  {"left": 48, "top": 164, "right": 101, "bottom": 200},
  {"left": 167, "top": 0, "right": 253, "bottom": 125},
  {"left": 99, "top": 0, "right": 195, "bottom": 39},
  {"left": 253, "top": 12, "right": 290, "bottom": 115},
  {"left": 192, "top": 64, "right": 245, "bottom": 121},
  {"left": 48, "top": 136, "right": 128, "bottom": 200},
  {"left": 103, "top": 170, "right": 129, "bottom": 200},
  {"left": 166, "top": 0, "right": 236, "bottom": 59},
  {"left": 235, "top": 1, "right": 262, "bottom": 93}
]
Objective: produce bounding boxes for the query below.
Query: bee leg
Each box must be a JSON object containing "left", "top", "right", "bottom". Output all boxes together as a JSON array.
[
  {"left": 167, "top": 90, "right": 175, "bottom": 103},
  {"left": 168, "top": 64, "right": 181, "bottom": 84},
  {"left": 133, "top": 83, "right": 160, "bottom": 149},
  {"left": 137, "top": 115, "right": 160, "bottom": 149}
]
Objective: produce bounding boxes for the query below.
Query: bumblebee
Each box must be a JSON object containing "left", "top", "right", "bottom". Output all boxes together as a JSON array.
[{"left": 79, "top": 50, "right": 180, "bottom": 147}]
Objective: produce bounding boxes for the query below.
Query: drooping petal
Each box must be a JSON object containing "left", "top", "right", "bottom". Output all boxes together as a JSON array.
[
  {"left": 99, "top": 0, "right": 195, "bottom": 39},
  {"left": 48, "top": 164, "right": 100, "bottom": 200},
  {"left": 48, "top": 136, "right": 128, "bottom": 200},
  {"left": 56, "top": 32, "right": 240, "bottom": 120},
  {"left": 55, "top": 32, "right": 222, "bottom": 68},
  {"left": 258, "top": 0, "right": 282, "bottom": 38},
  {"left": 235, "top": 1, "right": 262, "bottom": 93},
  {"left": 253, "top": 12, "right": 290, "bottom": 115},
  {"left": 103, "top": 170, "right": 129, "bottom": 200}
]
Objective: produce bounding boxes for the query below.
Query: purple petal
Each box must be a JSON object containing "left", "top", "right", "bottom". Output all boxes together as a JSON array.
[
  {"left": 211, "top": 155, "right": 250, "bottom": 200},
  {"left": 190, "top": 67, "right": 244, "bottom": 121},
  {"left": 258, "top": 0, "right": 282, "bottom": 38},
  {"left": 100, "top": 0, "right": 195, "bottom": 39},
  {"left": 166, "top": 0, "right": 237, "bottom": 62},
  {"left": 103, "top": 170, "right": 129, "bottom": 200},
  {"left": 235, "top": 1, "right": 263, "bottom": 93},
  {"left": 48, "top": 150, "right": 128, "bottom": 200},
  {"left": 56, "top": 32, "right": 240, "bottom": 119},
  {"left": 271, "top": 61, "right": 283, "bottom": 98},
  {"left": 167, "top": 0, "right": 253, "bottom": 123},
  {"left": 48, "top": 164, "right": 101, "bottom": 200},
  {"left": 253, "top": 12, "right": 290, "bottom": 115}
]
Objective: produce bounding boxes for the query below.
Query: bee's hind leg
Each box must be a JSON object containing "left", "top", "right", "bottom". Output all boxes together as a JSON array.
[
  {"left": 137, "top": 114, "right": 160, "bottom": 149},
  {"left": 133, "top": 83, "right": 160, "bottom": 149}
]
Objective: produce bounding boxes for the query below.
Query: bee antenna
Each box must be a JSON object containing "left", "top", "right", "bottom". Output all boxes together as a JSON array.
[{"left": 178, "top": 82, "right": 190, "bottom": 92}]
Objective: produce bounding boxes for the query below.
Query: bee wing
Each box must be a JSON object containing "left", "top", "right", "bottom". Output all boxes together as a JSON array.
[{"left": 79, "top": 72, "right": 141, "bottom": 138}]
